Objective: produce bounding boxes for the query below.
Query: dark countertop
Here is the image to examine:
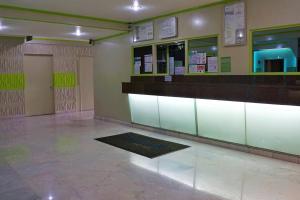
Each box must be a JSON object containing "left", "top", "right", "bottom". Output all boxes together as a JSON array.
[{"left": 122, "top": 75, "right": 300, "bottom": 106}]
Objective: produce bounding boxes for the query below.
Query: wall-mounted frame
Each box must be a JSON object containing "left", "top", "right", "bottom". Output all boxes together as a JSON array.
[
  {"left": 133, "top": 22, "right": 154, "bottom": 42},
  {"left": 249, "top": 23, "right": 300, "bottom": 75},
  {"left": 224, "top": 1, "right": 247, "bottom": 46},
  {"left": 158, "top": 17, "right": 178, "bottom": 39}
]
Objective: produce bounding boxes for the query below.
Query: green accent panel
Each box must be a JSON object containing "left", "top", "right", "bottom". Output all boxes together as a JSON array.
[
  {"left": 53, "top": 72, "right": 77, "bottom": 88},
  {"left": 221, "top": 57, "right": 231, "bottom": 72},
  {"left": 196, "top": 99, "right": 246, "bottom": 144},
  {"left": 158, "top": 96, "right": 197, "bottom": 135},
  {"left": 33, "top": 37, "right": 90, "bottom": 43},
  {"left": 246, "top": 103, "right": 300, "bottom": 155},
  {"left": 128, "top": 94, "right": 160, "bottom": 128},
  {"left": 0, "top": 74, "right": 25, "bottom": 90}
]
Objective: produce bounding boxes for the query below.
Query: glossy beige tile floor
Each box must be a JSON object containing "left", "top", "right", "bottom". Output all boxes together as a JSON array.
[{"left": 1, "top": 112, "right": 300, "bottom": 200}]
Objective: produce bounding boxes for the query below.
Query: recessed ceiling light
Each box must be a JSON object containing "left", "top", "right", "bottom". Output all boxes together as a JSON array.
[
  {"left": 71, "top": 26, "right": 86, "bottom": 37},
  {"left": 276, "top": 44, "right": 284, "bottom": 49},
  {"left": 131, "top": 0, "right": 142, "bottom": 12},
  {"left": 75, "top": 26, "right": 81, "bottom": 36},
  {"left": 211, "top": 46, "right": 218, "bottom": 51},
  {"left": 237, "top": 31, "right": 244, "bottom": 38},
  {"left": 0, "top": 21, "right": 8, "bottom": 30}
]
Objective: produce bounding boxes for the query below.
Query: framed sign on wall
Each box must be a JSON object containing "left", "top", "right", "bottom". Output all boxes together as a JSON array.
[
  {"left": 224, "top": 1, "right": 246, "bottom": 46},
  {"left": 158, "top": 17, "right": 178, "bottom": 39},
  {"left": 133, "top": 22, "right": 154, "bottom": 42}
]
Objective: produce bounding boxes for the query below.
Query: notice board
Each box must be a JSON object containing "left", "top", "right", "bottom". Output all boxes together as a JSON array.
[
  {"left": 133, "top": 22, "right": 154, "bottom": 42},
  {"left": 224, "top": 2, "right": 246, "bottom": 46},
  {"left": 158, "top": 17, "right": 178, "bottom": 39}
]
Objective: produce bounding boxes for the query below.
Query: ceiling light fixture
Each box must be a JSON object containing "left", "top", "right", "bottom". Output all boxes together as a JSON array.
[
  {"left": 211, "top": 46, "right": 218, "bottom": 51},
  {"left": 75, "top": 26, "right": 81, "bottom": 36},
  {"left": 0, "top": 21, "right": 7, "bottom": 30},
  {"left": 131, "top": 0, "right": 142, "bottom": 11}
]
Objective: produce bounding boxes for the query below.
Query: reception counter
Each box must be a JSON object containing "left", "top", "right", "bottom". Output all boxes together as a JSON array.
[{"left": 122, "top": 76, "right": 300, "bottom": 158}]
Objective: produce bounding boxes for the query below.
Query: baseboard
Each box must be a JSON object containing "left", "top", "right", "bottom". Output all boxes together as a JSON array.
[
  {"left": 94, "top": 116, "right": 132, "bottom": 127},
  {"left": 0, "top": 114, "right": 25, "bottom": 120}
]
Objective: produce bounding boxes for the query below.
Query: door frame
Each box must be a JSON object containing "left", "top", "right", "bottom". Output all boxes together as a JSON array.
[{"left": 24, "top": 54, "right": 55, "bottom": 116}]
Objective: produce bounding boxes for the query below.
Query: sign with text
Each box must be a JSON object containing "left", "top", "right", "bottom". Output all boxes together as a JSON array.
[
  {"left": 158, "top": 17, "right": 178, "bottom": 39},
  {"left": 224, "top": 2, "right": 246, "bottom": 46},
  {"left": 133, "top": 22, "right": 154, "bottom": 42}
]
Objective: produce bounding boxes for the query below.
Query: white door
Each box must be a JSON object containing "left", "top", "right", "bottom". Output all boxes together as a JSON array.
[
  {"left": 79, "top": 57, "right": 94, "bottom": 111},
  {"left": 24, "top": 55, "right": 54, "bottom": 116}
]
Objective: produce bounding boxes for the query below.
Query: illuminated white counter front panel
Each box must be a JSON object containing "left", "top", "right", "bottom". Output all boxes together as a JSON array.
[{"left": 128, "top": 94, "right": 300, "bottom": 155}]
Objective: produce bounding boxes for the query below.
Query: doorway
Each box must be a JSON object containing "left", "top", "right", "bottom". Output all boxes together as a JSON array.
[
  {"left": 24, "top": 55, "right": 55, "bottom": 116},
  {"left": 78, "top": 57, "right": 94, "bottom": 111},
  {"left": 264, "top": 59, "right": 284, "bottom": 72}
]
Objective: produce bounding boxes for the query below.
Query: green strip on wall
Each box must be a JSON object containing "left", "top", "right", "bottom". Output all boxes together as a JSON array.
[
  {"left": 0, "top": 74, "right": 25, "bottom": 90},
  {"left": 53, "top": 72, "right": 77, "bottom": 88}
]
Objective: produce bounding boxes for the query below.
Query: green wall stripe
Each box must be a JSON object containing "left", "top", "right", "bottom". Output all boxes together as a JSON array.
[
  {"left": 33, "top": 37, "right": 90, "bottom": 44},
  {"left": 0, "top": 4, "right": 128, "bottom": 24},
  {"left": 53, "top": 73, "right": 77, "bottom": 88},
  {"left": 0, "top": 74, "right": 25, "bottom": 90},
  {"left": 95, "top": 31, "right": 130, "bottom": 42}
]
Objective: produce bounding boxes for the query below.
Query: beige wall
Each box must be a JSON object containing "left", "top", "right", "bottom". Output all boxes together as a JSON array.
[
  {"left": 94, "top": 0, "right": 300, "bottom": 122},
  {"left": 94, "top": 36, "right": 132, "bottom": 122}
]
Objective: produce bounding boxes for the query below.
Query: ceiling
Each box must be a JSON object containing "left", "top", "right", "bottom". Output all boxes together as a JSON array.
[
  {"left": 0, "top": 18, "right": 123, "bottom": 40},
  {"left": 0, "top": 0, "right": 222, "bottom": 22},
  {"left": 0, "top": 0, "right": 223, "bottom": 41}
]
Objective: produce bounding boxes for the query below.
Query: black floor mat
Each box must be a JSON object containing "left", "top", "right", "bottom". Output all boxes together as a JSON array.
[{"left": 95, "top": 132, "right": 190, "bottom": 159}]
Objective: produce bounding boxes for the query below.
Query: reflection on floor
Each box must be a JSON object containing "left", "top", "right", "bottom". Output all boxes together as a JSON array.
[{"left": 1, "top": 111, "right": 300, "bottom": 200}]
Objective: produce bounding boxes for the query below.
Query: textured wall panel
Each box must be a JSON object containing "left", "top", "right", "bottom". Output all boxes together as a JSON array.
[
  {"left": 0, "top": 41, "right": 94, "bottom": 116},
  {"left": 55, "top": 88, "right": 76, "bottom": 113},
  {"left": 0, "top": 90, "right": 25, "bottom": 116},
  {"left": 0, "top": 39, "right": 25, "bottom": 117}
]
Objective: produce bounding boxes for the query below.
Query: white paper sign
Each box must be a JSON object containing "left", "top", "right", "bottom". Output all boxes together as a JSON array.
[
  {"left": 189, "top": 65, "right": 198, "bottom": 73},
  {"left": 144, "top": 54, "right": 153, "bottom": 63},
  {"left": 158, "top": 17, "right": 178, "bottom": 39},
  {"left": 224, "top": 2, "right": 246, "bottom": 46},
  {"left": 207, "top": 57, "right": 218, "bottom": 72},
  {"left": 134, "top": 57, "right": 141, "bottom": 74},
  {"left": 175, "top": 67, "right": 185, "bottom": 75},
  {"left": 189, "top": 53, "right": 206, "bottom": 64},
  {"left": 199, "top": 53, "right": 207, "bottom": 64},
  {"left": 169, "top": 57, "right": 175, "bottom": 75},
  {"left": 133, "top": 22, "right": 154, "bottom": 42},
  {"left": 144, "top": 63, "right": 153, "bottom": 72}
]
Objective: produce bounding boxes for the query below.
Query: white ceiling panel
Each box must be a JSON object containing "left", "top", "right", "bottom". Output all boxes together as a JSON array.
[
  {"left": 0, "top": 18, "right": 123, "bottom": 40},
  {"left": 0, "top": 0, "right": 222, "bottom": 22}
]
